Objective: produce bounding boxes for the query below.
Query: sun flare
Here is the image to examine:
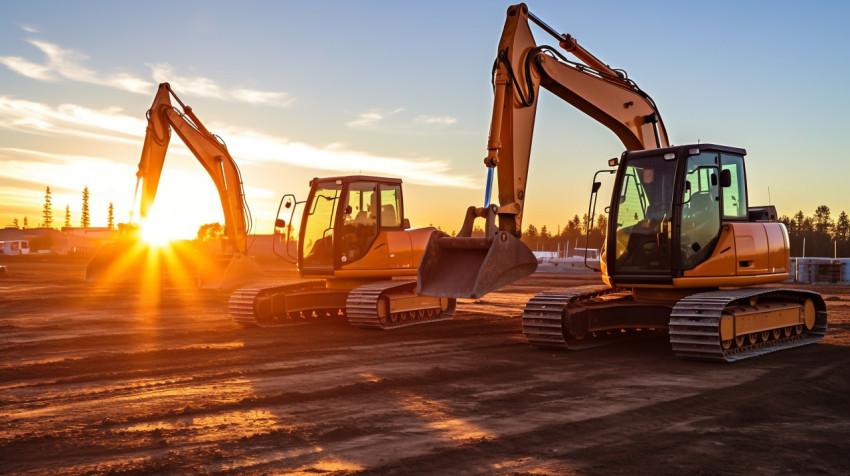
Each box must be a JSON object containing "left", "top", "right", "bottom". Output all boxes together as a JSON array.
[{"left": 140, "top": 217, "right": 181, "bottom": 246}]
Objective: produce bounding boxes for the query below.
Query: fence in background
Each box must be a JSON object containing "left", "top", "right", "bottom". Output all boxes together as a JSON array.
[{"left": 790, "top": 257, "right": 849, "bottom": 284}]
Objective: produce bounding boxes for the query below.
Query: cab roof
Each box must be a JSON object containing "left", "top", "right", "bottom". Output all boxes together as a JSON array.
[
  {"left": 625, "top": 143, "right": 747, "bottom": 160},
  {"left": 310, "top": 175, "right": 403, "bottom": 186}
]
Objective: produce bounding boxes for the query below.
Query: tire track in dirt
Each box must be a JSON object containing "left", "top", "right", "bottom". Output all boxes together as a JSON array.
[{"left": 2, "top": 260, "right": 849, "bottom": 475}]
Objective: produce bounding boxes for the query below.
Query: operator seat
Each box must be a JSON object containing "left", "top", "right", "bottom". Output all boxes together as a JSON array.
[{"left": 381, "top": 204, "right": 397, "bottom": 227}]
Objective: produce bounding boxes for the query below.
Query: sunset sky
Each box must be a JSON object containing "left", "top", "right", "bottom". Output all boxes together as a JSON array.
[{"left": 2, "top": 1, "right": 848, "bottom": 240}]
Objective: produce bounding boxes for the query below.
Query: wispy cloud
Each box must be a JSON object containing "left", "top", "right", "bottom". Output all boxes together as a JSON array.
[
  {"left": 415, "top": 115, "right": 458, "bottom": 125},
  {"left": 148, "top": 63, "right": 224, "bottom": 98},
  {"left": 346, "top": 108, "right": 405, "bottom": 129},
  {"left": 231, "top": 88, "right": 294, "bottom": 106},
  {"left": 347, "top": 108, "right": 459, "bottom": 131},
  {"left": 219, "top": 125, "right": 475, "bottom": 188},
  {"left": 0, "top": 97, "right": 475, "bottom": 189},
  {"left": 0, "top": 37, "right": 293, "bottom": 105},
  {"left": 0, "top": 148, "right": 137, "bottom": 191},
  {"left": 20, "top": 25, "right": 39, "bottom": 34},
  {"left": 148, "top": 63, "right": 295, "bottom": 107},
  {"left": 27, "top": 39, "right": 154, "bottom": 93},
  {"left": 0, "top": 39, "right": 154, "bottom": 93},
  {"left": 0, "top": 96, "right": 145, "bottom": 142},
  {"left": 0, "top": 55, "right": 55, "bottom": 81}
]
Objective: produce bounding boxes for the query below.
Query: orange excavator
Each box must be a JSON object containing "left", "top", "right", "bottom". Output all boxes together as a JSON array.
[
  {"left": 418, "top": 4, "right": 827, "bottom": 361},
  {"left": 85, "top": 83, "right": 259, "bottom": 288},
  {"left": 228, "top": 175, "right": 455, "bottom": 329}
]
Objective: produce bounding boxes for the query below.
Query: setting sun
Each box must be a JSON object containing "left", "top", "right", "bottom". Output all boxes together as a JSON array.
[{"left": 140, "top": 217, "right": 182, "bottom": 246}]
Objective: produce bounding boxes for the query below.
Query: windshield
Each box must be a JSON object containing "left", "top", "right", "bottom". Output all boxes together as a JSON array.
[
  {"left": 301, "top": 182, "right": 341, "bottom": 269},
  {"left": 613, "top": 154, "right": 677, "bottom": 274}
]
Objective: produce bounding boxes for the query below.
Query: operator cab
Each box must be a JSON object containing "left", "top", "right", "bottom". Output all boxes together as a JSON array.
[
  {"left": 606, "top": 144, "right": 753, "bottom": 286},
  {"left": 298, "top": 176, "right": 407, "bottom": 275}
]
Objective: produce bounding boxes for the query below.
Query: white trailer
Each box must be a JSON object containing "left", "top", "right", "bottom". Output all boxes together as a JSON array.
[{"left": 0, "top": 240, "right": 30, "bottom": 255}]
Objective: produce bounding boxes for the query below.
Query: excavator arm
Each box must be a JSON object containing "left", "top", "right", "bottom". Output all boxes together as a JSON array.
[
  {"left": 418, "top": 3, "right": 668, "bottom": 298},
  {"left": 136, "top": 82, "right": 250, "bottom": 254},
  {"left": 86, "top": 83, "right": 258, "bottom": 288},
  {"left": 486, "top": 3, "right": 668, "bottom": 236}
]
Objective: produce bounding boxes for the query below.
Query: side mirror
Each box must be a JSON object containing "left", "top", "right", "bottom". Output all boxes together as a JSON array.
[
  {"left": 592, "top": 181, "right": 602, "bottom": 193},
  {"left": 720, "top": 169, "right": 732, "bottom": 187},
  {"left": 275, "top": 218, "right": 286, "bottom": 229}
]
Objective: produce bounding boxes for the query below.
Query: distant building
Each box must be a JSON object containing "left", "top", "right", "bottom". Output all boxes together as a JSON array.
[
  {"left": 0, "top": 226, "right": 115, "bottom": 255},
  {"left": 0, "top": 239, "right": 30, "bottom": 255},
  {"left": 61, "top": 227, "right": 114, "bottom": 254}
]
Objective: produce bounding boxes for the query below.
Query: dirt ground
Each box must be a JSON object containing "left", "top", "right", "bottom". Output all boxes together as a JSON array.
[{"left": 1, "top": 255, "right": 849, "bottom": 475}]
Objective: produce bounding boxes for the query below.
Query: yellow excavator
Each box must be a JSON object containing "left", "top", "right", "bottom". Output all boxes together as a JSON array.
[
  {"left": 418, "top": 4, "right": 827, "bottom": 361},
  {"left": 85, "top": 83, "right": 259, "bottom": 288},
  {"left": 228, "top": 175, "right": 455, "bottom": 329}
]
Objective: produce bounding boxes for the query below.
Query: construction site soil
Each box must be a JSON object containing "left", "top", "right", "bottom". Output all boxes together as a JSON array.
[{"left": 2, "top": 255, "right": 849, "bottom": 475}]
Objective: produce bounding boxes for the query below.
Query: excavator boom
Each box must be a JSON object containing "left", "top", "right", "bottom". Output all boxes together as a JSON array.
[
  {"left": 86, "top": 83, "right": 258, "bottom": 288},
  {"left": 419, "top": 3, "right": 666, "bottom": 298},
  {"left": 138, "top": 83, "right": 250, "bottom": 254}
]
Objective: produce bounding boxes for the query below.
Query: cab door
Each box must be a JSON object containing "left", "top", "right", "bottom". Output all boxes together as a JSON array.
[
  {"left": 338, "top": 181, "right": 380, "bottom": 267},
  {"left": 300, "top": 182, "right": 342, "bottom": 274},
  {"left": 679, "top": 151, "right": 721, "bottom": 270}
]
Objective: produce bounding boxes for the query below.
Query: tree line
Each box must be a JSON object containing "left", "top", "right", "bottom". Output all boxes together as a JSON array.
[
  {"left": 520, "top": 213, "right": 607, "bottom": 256},
  {"left": 520, "top": 205, "right": 850, "bottom": 258},
  {"left": 781, "top": 206, "right": 848, "bottom": 257},
  {"left": 7, "top": 186, "right": 115, "bottom": 231}
]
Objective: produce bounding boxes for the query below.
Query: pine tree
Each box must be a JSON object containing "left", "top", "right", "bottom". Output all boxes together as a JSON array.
[
  {"left": 779, "top": 214, "right": 793, "bottom": 232},
  {"left": 12, "top": 218, "right": 19, "bottom": 229},
  {"left": 814, "top": 205, "right": 832, "bottom": 234},
  {"left": 64, "top": 205, "right": 71, "bottom": 228},
  {"left": 595, "top": 213, "right": 608, "bottom": 233},
  {"left": 107, "top": 202, "right": 115, "bottom": 230},
  {"left": 42, "top": 186, "right": 53, "bottom": 229},
  {"left": 23, "top": 216, "right": 29, "bottom": 229},
  {"left": 835, "top": 211, "right": 849, "bottom": 242},
  {"left": 793, "top": 210, "right": 805, "bottom": 231},
  {"left": 81, "top": 186, "right": 90, "bottom": 228},
  {"left": 582, "top": 213, "right": 591, "bottom": 234}
]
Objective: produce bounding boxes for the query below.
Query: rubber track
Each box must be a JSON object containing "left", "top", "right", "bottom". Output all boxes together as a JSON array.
[
  {"left": 228, "top": 280, "right": 327, "bottom": 327},
  {"left": 346, "top": 280, "right": 456, "bottom": 330},
  {"left": 669, "top": 288, "right": 828, "bottom": 362},
  {"left": 521, "top": 285, "right": 620, "bottom": 348}
]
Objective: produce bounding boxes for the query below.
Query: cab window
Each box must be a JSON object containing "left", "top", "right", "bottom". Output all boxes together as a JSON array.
[
  {"left": 680, "top": 152, "right": 721, "bottom": 269},
  {"left": 720, "top": 154, "right": 748, "bottom": 219},
  {"left": 302, "top": 182, "right": 341, "bottom": 269},
  {"left": 613, "top": 155, "right": 676, "bottom": 273},
  {"left": 379, "top": 183, "right": 402, "bottom": 228},
  {"left": 340, "top": 181, "right": 379, "bottom": 264}
]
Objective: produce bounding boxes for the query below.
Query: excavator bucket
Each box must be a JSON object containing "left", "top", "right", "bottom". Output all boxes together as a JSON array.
[{"left": 417, "top": 207, "right": 538, "bottom": 299}]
